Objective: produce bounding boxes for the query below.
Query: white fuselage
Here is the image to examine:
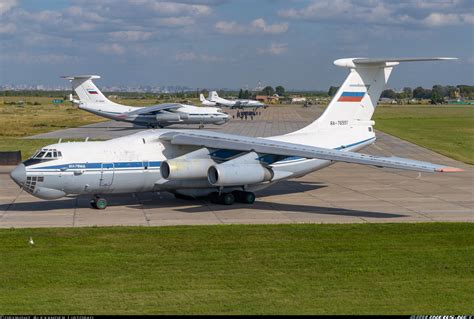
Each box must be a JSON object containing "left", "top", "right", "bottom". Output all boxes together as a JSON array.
[
  {"left": 211, "top": 96, "right": 264, "bottom": 109},
  {"left": 79, "top": 102, "right": 229, "bottom": 127},
  {"left": 13, "top": 125, "right": 374, "bottom": 200}
]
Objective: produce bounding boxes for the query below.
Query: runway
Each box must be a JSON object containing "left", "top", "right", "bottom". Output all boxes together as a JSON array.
[{"left": 1, "top": 106, "right": 472, "bottom": 228}]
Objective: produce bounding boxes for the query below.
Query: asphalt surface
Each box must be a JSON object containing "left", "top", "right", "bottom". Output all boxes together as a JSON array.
[{"left": 1, "top": 106, "right": 472, "bottom": 228}]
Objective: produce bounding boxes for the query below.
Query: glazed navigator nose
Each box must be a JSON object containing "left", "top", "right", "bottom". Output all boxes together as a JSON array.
[{"left": 10, "top": 163, "right": 26, "bottom": 186}]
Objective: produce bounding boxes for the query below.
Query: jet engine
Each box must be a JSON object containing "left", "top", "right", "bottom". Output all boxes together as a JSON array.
[
  {"left": 155, "top": 111, "right": 181, "bottom": 122},
  {"left": 160, "top": 148, "right": 216, "bottom": 180},
  {"left": 160, "top": 158, "right": 215, "bottom": 180},
  {"left": 207, "top": 152, "right": 273, "bottom": 186}
]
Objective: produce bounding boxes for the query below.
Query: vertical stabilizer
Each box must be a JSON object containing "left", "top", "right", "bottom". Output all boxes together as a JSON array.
[
  {"left": 296, "top": 57, "right": 456, "bottom": 133},
  {"left": 61, "top": 75, "right": 115, "bottom": 105}
]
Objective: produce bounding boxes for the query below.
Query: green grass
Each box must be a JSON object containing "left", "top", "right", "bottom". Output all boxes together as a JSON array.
[
  {"left": 373, "top": 105, "right": 474, "bottom": 164},
  {"left": 0, "top": 223, "right": 472, "bottom": 314}
]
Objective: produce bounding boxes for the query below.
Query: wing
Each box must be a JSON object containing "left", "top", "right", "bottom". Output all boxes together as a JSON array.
[
  {"left": 160, "top": 131, "right": 462, "bottom": 173},
  {"left": 127, "top": 103, "right": 182, "bottom": 115}
]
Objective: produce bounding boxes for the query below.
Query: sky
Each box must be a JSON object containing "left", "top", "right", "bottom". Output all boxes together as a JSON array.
[{"left": 0, "top": 0, "right": 473, "bottom": 90}]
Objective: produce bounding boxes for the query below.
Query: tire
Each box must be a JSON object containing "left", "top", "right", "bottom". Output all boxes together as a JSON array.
[
  {"left": 221, "top": 193, "right": 234, "bottom": 205},
  {"left": 95, "top": 198, "right": 108, "bottom": 210},
  {"left": 233, "top": 191, "right": 255, "bottom": 204},
  {"left": 90, "top": 201, "right": 98, "bottom": 209}
]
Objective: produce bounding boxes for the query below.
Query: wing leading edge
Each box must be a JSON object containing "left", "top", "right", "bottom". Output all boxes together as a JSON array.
[
  {"left": 128, "top": 103, "right": 182, "bottom": 115},
  {"left": 159, "top": 131, "right": 463, "bottom": 173}
]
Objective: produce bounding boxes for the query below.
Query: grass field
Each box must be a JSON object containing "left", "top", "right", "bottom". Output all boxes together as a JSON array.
[
  {"left": 0, "top": 223, "right": 472, "bottom": 314},
  {"left": 374, "top": 105, "right": 474, "bottom": 164}
]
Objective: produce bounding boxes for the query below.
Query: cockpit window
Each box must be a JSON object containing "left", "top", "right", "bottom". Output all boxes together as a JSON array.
[
  {"left": 35, "top": 151, "right": 46, "bottom": 158},
  {"left": 25, "top": 148, "right": 63, "bottom": 166}
]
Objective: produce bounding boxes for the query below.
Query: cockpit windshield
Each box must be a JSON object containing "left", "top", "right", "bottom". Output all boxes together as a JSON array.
[
  {"left": 24, "top": 148, "right": 63, "bottom": 166},
  {"left": 32, "top": 149, "right": 62, "bottom": 159}
]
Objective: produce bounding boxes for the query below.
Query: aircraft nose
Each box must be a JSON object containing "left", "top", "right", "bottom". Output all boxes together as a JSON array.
[{"left": 10, "top": 163, "right": 26, "bottom": 186}]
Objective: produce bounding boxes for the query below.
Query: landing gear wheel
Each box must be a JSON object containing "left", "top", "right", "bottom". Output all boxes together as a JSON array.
[
  {"left": 209, "top": 192, "right": 234, "bottom": 205},
  {"left": 199, "top": 123, "right": 204, "bottom": 129},
  {"left": 90, "top": 197, "right": 107, "bottom": 209},
  {"left": 233, "top": 191, "right": 256, "bottom": 204}
]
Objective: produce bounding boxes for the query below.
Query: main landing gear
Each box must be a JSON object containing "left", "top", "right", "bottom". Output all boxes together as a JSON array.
[
  {"left": 90, "top": 196, "right": 108, "bottom": 209},
  {"left": 209, "top": 191, "right": 255, "bottom": 205}
]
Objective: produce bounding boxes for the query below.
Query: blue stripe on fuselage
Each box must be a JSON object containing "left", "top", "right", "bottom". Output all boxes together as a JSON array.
[{"left": 30, "top": 137, "right": 375, "bottom": 171}]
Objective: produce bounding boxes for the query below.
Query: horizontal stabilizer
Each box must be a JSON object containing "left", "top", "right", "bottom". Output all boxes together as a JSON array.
[
  {"left": 61, "top": 75, "right": 101, "bottom": 80},
  {"left": 334, "top": 57, "right": 457, "bottom": 68}
]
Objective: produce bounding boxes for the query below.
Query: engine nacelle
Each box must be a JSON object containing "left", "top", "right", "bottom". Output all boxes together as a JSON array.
[
  {"left": 160, "top": 158, "right": 215, "bottom": 180},
  {"left": 208, "top": 163, "right": 272, "bottom": 186},
  {"left": 155, "top": 112, "right": 181, "bottom": 122}
]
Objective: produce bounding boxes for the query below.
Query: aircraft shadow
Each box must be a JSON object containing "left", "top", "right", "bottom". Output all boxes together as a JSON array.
[{"left": 1, "top": 180, "right": 407, "bottom": 219}]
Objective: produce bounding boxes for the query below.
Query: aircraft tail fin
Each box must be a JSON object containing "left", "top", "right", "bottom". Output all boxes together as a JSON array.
[
  {"left": 296, "top": 57, "right": 457, "bottom": 133},
  {"left": 209, "top": 91, "right": 219, "bottom": 101},
  {"left": 199, "top": 94, "right": 206, "bottom": 102},
  {"left": 61, "top": 75, "right": 114, "bottom": 105}
]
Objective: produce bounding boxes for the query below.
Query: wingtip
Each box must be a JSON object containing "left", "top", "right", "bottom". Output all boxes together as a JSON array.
[{"left": 435, "top": 167, "right": 464, "bottom": 173}]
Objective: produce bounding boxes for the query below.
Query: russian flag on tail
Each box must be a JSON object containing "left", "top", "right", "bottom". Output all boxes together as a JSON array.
[
  {"left": 338, "top": 91, "right": 365, "bottom": 102},
  {"left": 87, "top": 89, "right": 98, "bottom": 95}
]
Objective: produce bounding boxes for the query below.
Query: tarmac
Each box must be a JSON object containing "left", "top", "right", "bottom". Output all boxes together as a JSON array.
[{"left": 1, "top": 106, "right": 472, "bottom": 228}]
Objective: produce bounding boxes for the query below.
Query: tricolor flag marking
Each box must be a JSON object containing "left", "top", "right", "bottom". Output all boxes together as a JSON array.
[{"left": 338, "top": 91, "right": 365, "bottom": 102}]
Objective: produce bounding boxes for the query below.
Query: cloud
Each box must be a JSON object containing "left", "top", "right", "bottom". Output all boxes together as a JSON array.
[
  {"left": 0, "top": 0, "right": 17, "bottom": 15},
  {"left": 278, "top": 0, "right": 474, "bottom": 27},
  {"left": 257, "top": 43, "right": 288, "bottom": 56},
  {"left": 98, "top": 43, "right": 125, "bottom": 55},
  {"left": 157, "top": 16, "right": 195, "bottom": 27},
  {"left": 109, "top": 31, "right": 153, "bottom": 41},
  {"left": 423, "top": 13, "right": 474, "bottom": 27},
  {"left": 215, "top": 18, "right": 288, "bottom": 35},
  {"left": 175, "top": 51, "right": 227, "bottom": 62}
]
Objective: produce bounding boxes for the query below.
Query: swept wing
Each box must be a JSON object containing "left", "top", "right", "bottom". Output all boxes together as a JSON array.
[{"left": 160, "top": 131, "right": 462, "bottom": 173}]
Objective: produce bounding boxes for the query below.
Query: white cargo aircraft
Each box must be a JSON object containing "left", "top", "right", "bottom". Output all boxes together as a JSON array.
[
  {"left": 201, "top": 91, "right": 264, "bottom": 109},
  {"left": 64, "top": 75, "right": 229, "bottom": 128},
  {"left": 11, "top": 57, "right": 461, "bottom": 209}
]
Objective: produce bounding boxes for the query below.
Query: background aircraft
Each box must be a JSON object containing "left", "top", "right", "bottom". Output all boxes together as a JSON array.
[
  {"left": 201, "top": 91, "right": 264, "bottom": 109},
  {"left": 64, "top": 75, "right": 229, "bottom": 128},
  {"left": 200, "top": 94, "right": 217, "bottom": 106},
  {"left": 11, "top": 57, "right": 460, "bottom": 209}
]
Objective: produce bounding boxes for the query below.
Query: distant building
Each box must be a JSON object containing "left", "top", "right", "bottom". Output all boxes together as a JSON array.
[
  {"left": 291, "top": 97, "right": 307, "bottom": 104},
  {"left": 256, "top": 94, "right": 279, "bottom": 104}
]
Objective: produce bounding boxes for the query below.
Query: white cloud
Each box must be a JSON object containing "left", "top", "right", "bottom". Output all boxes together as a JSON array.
[
  {"left": 175, "top": 51, "right": 226, "bottom": 62},
  {"left": 157, "top": 16, "right": 195, "bottom": 27},
  {"left": 175, "top": 51, "right": 197, "bottom": 61},
  {"left": 257, "top": 43, "right": 288, "bottom": 56},
  {"left": 278, "top": 0, "right": 473, "bottom": 27},
  {"left": 150, "top": 1, "right": 212, "bottom": 16},
  {"left": 423, "top": 13, "right": 474, "bottom": 27},
  {"left": 0, "top": 22, "right": 15, "bottom": 34},
  {"left": 0, "top": 0, "right": 17, "bottom": 15},
  {"left": 98, "top": 43, "right": 125, "bottom": 55},
  {"left": 109, "top": 31, "right": 153, "bottom": 41},
  {"left": 215, "top": 18, "right": 288, "bottom": 35}
]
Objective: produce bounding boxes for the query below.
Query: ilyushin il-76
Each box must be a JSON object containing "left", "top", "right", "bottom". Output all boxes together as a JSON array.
[{"left": 11, "top": 57, "right": 461, "bottom": 209}]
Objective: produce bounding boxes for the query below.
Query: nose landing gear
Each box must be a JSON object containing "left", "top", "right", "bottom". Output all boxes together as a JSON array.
[{"left": 90, "top": 196, "right": 108, "bottom": 209}]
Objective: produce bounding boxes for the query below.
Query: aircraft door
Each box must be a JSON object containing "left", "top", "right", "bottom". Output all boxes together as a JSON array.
[{"left": 100, "top": 163, "right": 114, "bottom": 187}]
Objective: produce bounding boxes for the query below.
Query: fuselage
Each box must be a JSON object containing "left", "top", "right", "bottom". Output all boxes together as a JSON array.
[
  {"left": 79, "top": 102, "right": 229, "bottom": 127},
  {"left": 11, "top": 126, "right": 375, "bottom": 200},
  {"left": 212, "top": 97, "right": 264, "bottom": 109}
]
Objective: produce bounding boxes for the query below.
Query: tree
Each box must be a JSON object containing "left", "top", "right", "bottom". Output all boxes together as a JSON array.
[
  {"left": 328, "top": 86, "right": 339, "bottom": 97},
  {"left": 381, "top": 89, "right": 396, "bottom": 99},
  {"left": 275, "top": 85, "right": 285, "bottom": 96},
  {"left": 431, "top": 85, "right": 444, "bottom": 104},
  {"left": 262, "top": 86, "right": 274, "bottom": 96},
  {"left": 413, "top": 86, "right": 425, "bottom": 99},
  {"left": 402, "top": 87, "right": 412, "bottom": 99},
  {"left": 243, "top": 90, "right": 250, "bottom": 99},
  {"left": 238, "top": 89, "right": 243, "bottom": 99}
]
